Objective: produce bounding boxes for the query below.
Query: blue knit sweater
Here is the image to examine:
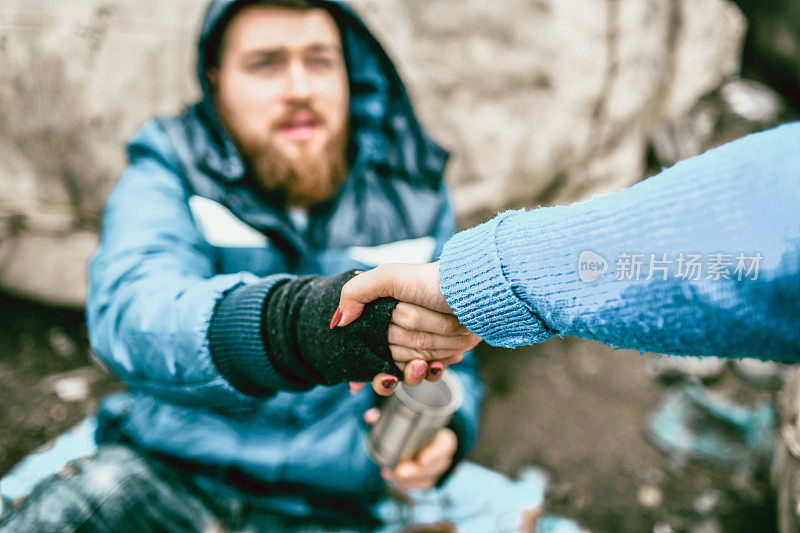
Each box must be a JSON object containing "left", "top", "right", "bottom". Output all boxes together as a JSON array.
[{"left": 440, "top": 123, "right": 800, "bottom": 361}]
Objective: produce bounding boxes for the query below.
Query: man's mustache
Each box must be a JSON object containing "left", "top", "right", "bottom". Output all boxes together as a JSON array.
[{"left": 273, "top": 104, "right": 324, "bottom": 129}]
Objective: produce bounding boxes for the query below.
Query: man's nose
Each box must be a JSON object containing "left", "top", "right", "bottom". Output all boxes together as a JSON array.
[{"left": 285, "top": 61, "right": 312, "bottom": 100}]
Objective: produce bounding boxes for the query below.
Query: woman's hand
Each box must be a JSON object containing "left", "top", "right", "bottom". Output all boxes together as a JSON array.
[
  {"left": 335, "top": 262, "right": 452, "bottom": 325},
  {"left": 336, "top": 264, "right": 480, "bottom": 395}
]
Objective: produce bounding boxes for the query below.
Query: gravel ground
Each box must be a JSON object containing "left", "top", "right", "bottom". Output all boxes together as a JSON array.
[
  {"left": 0, "top": 294, "right": 123, "bottom": 474},
  {"left": 471, "top": 340, "right": 779, "bottom": 532},
  {"left": 0, "top": 291, "right": 781, "bottom": 532}
]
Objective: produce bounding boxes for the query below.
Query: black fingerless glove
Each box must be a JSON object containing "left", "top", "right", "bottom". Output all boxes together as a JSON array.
[
  {"left": 209, "top": 270, "right": 403, "bottom": 395},
  {"left": 264, "top": 270, "right": 403, "bottom": 387}
]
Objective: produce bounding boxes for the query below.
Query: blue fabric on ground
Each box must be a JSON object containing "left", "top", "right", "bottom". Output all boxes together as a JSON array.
[
  {"left": 646, "top": 383, "right": 775, "bottom": 466},
  {"left": 373, "top": 462, "right": 552, "bottom": 532},
  {"left": 2, "top": 430, "right": 583, "bottom": 532},
  {"left": 534, "top": 514, "right": 586, "bottom": 533},
  {"left": 0, "top": 418, "right": 98, "bottom": 506}
]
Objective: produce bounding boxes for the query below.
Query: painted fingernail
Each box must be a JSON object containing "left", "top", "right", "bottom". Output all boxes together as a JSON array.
[
  {"left": 430, "top": 366, "right": 443, "bottom": 376},
  {"left": 329, "top": 307, "right": 343, "bottom": 329},
  {"left": 382, "top": 378, "right": 398, "bottom": 390},
  {"left": 413, "top": 362, "right": 427, "bottom": 377}
]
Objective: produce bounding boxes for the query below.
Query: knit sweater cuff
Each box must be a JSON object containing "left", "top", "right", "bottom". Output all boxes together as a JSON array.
[
  {"left": 209, "top": 275, "right": 311, "bottom": 396},
  {"left": 439, "top": 212, "right": 554, "bottom": 348}
]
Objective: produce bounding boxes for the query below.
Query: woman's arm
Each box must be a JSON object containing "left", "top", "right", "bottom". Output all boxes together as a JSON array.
[{"left": 337, "top": 123, "right": 800, "bottom": 362}]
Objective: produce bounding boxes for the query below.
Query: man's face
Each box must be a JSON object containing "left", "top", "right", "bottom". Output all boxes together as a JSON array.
[{"left": 211, "top": 5, "right": 350, "bottom": 207}]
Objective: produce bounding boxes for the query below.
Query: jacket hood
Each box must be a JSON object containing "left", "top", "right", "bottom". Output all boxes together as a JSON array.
[{"left": 192, "top": 0, "right": 448, "bottom": 188}]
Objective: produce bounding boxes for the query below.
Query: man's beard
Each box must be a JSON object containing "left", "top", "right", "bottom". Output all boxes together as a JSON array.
[{"left": 244, "top": 123, "right": 349, "bottom": 208}]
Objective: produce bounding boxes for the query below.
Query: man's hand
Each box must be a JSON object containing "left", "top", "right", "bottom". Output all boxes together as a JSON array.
[
  {"left": 349, "top": 301, "right": 479, "bottom": 395},
  {"left": 364, "top": 408, "right": 457, "bottom": 491}
]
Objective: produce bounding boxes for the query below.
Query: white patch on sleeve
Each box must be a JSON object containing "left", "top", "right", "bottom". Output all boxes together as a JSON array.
[
  {"left": 347, "top": 236, "right": 437, "bottom": 266},
  {"left": 188, "top": 195, "right": 269, "bottom": 248}
]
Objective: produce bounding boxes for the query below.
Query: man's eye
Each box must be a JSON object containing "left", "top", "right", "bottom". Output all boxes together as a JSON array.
[
  {"left": 250, "top": 59, "right": 279, "bottom": 71},
  {"left": 307, "top": 57, "right": 334, "bottom": 69}
]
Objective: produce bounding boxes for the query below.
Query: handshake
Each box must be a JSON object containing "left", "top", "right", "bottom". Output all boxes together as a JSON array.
[{"left": 330, "top": 261, "right": 482, "bottom": 396}]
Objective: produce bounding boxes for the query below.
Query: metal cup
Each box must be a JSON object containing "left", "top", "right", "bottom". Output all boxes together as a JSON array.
[{"left": 367, "top": 369, "right": 463, "bottom": 469}]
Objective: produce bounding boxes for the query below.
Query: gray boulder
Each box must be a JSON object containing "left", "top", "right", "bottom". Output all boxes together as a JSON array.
[{"left": 0, "top": 0, "right": 745, "bottom": 307}]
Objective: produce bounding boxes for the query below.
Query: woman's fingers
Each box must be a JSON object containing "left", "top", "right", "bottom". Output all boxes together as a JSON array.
[{"left": 438, "top": 353, "right": 465, "bottom": 367}]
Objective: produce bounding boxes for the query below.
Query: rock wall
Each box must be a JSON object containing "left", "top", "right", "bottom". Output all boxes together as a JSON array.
[
  {"left": 350, "top": 0, "right": 746, "bottom": 221},
  {"left": 0, "top": 0, "right": 203, "bottom": 306},
  {"left": 0, "top": 0, "right": 745, "bottom": 307}
]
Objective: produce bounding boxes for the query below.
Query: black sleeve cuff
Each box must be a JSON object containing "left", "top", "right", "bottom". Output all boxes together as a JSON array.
[
  {"left": 209, "top": 276, "right": 312, "bottom": 396},
  {"left": 210, "top": 271, "right": 404, "bottom": 396}
]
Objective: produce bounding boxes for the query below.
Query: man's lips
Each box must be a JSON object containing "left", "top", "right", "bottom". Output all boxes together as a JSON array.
[{"left": 278, "top": 111, "right": 321, "bottom": 142}]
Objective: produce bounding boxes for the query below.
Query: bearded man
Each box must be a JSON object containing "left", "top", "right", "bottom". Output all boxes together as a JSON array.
[{"left": 0, "top": 1, "right": 482, "bottom": 531}]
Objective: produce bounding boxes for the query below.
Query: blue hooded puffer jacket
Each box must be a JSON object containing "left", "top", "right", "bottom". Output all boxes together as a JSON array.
[{"left": 86, "top": 0, "right": 483, "bottom": 522}]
